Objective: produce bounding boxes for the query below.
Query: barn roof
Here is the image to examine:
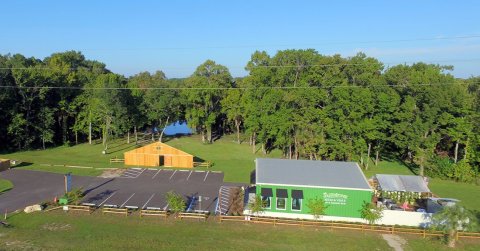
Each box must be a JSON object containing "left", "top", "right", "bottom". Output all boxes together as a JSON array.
[{"left": 255, "top": 158, "right": 371, "bottom": 191}]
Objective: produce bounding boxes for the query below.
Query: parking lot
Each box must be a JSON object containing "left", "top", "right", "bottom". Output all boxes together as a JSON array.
[{"left": 81, "top": 168, "right": 226, "bottom": 213}]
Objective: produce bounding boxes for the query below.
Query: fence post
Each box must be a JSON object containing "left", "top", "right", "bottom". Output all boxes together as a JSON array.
[
  {"left": 423, "top": 229, "right": 426, "bottom": 239},
  {"left": 391, "top": 226, "right": 394, "bottom": 234},
  {"left": 456, "top": 231, "right": 459, "bottom": 241},
  {"left": 273, "top": 218, "right": 276, "bottom": 227}
]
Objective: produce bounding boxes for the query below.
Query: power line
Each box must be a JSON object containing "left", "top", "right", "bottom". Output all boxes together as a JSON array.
[
  {"left": 1, "top": 58, "right": 479, "bottom": 71},
  {"left": 68, "top": 34, "right": 480, "bottom": 51},
  {"left": 0, "top": 81, "right": 476, "bottom": 91}
]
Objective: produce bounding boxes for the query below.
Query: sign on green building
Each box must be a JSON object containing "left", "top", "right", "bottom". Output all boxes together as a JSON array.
[{"left": 255, "top": 158, "right": 372, "bottom": 219}]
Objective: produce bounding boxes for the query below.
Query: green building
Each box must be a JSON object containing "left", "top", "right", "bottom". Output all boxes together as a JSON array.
[{"left": 254, "top": 158, "right": 372, "bottom": 220}]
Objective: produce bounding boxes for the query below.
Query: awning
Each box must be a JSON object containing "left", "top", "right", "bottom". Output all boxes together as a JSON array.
[
  {"left": 276, "top": 189, "right": 288, "bottom": 198},
  {"left": 292, "top": 190, "right": 303, "bottom": 199},
  {"left": 375, "top": 174, "right": 430, "bottom": 193},
  {"left": 261, "top": 188, "right": 273, "bottom": 197}
]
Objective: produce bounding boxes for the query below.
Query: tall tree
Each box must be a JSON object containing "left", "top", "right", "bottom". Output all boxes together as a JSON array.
[{"left": 183, "top": 60, "right": 232, "bottom": 143}]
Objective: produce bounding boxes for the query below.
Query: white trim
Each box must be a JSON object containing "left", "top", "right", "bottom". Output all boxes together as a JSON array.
[
  {"left": 276, "top": 197, "right": 287, "bottom": 210},
  {"left": 291, "top": 198, "right": 302, "bottom": 211},
  {"left": 257, "top": 182, "right": 372, "bottom": 191}
]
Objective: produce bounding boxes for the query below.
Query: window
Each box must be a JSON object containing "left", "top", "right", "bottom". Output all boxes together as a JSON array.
[
  {"left": 276, "top": 197, "right": 286, "bottom": 210},
  {"left": 292, "top": 198, "right": 302, "bottom": 211},
  {"left": 260, "top": 188, "right": 273, "bottom": 209},
  {"left": 291, "top": 190, "right": 303, "bottom": 211},
  {"left": 261, "top": 196, "right": 271, "bottom": 209}
]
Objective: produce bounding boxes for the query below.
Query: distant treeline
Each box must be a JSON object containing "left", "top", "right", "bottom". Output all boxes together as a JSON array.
[{"left": 0, "top": 50, "right": 479, "bottom": 182}]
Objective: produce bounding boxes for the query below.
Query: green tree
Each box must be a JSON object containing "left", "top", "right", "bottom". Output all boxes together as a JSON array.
[
  {"left": 432, "top": 204, "right": 476, "bottom": 248},
  {"left": 248, "top": 195, "right": 265, "bottom": 217},
  {"left": 306, "top": 197, "right": 328, "bottom": 220},
  {"left": 359, "top": 201, "right": 383, "bottom": 225},
  {"left": 165, "top": 191, "right": 186, "bottom": 217},
  {"left": 183, "top": 60, "right": 232, "bottom": 143},
  {"left": 37, "top": 107, "right": 55, "bottom": 149}
]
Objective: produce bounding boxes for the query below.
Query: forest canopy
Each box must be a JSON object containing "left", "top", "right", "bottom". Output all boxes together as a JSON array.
[{"left": 0, "top": 50, "right": 479, "bottom": 182}]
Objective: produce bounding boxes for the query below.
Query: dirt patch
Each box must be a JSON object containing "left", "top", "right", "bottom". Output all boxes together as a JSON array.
[
  {"left": 3, "top": 240, "right": 40, "bottom": 251},
  {"left": 41, "top": 223, "right": 71, "bottom": 231},
  {"left": 382, "top": 234, "right": 406, "bottom": 251},
  {"left": 98, "top": 169, "right": 124, "bottom": 178}
]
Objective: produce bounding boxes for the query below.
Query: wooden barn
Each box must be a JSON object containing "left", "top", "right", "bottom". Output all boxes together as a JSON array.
[{"left": 124, "top": 142, "right": 194, "bottom": 168}]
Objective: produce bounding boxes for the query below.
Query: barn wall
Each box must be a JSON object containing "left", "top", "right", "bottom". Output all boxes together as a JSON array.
[{"left": 124, "top": 142, "right": 194, "bottom": 168}]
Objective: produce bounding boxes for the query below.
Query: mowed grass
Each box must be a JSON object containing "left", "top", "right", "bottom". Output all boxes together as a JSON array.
[
  {"left": 0, "top": 178, "right": 13, "bottom": 194},
  {"left": 0, "top": 135, "right": 280, "bottom": 182},
  {"left": 164, "top": 134, "right": 282, "bottom": 182},
  {"left": 0, "top": 138, "right": 136, "bottom": 169},
  {"left": 1, "top": 134, "right": 479, "bottom": 210},
  {"left": 2, "top": 211, "right": 479, "bottom": 251}
]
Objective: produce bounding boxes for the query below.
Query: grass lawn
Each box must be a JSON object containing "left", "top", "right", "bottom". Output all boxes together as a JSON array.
[
  {"left": 0, "top": 138, "right": 136, "bottom": 170},
  {"left": 2, "top": 211, "right": 478, "bottom": 251},
  {"left": 1, "top": 134, "right": 479, "bottom": 210},
  {"left": 164, "top": 134, "right": 282, "bottom": 182},
  {"left": 0, "top": 178, "right": 13, "bottom": 194}
]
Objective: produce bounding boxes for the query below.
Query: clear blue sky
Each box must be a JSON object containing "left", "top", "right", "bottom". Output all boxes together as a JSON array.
[{"left": 1, "top": 0, "right": 479, "bottom": 78}]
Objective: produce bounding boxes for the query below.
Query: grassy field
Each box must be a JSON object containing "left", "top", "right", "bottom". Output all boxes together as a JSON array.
[
  {"left": 0, "top": 178, "right": 13, "bottom": 194},
  {"left": 1, "top": 134, "right": 479, "bottom": 210},
  {"left": 1, "top": 211, "right": 479, "bottom": 251}
]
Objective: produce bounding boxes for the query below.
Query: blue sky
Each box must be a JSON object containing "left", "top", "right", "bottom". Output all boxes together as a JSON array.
[{"left": 1, "top": 1, "right": 479, "bottom": 78}]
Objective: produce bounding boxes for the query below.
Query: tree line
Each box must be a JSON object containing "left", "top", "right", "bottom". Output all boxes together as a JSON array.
[{"left": 0, "top": 50, "right": 479, "bottom": 182}]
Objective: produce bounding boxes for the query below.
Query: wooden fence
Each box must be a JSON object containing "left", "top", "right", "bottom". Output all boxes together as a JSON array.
[
  {"left": 140, "top": 209, "right": 169, "bottom": 220},
  {"left": 194, "top": 161, "right": 213, "bottom": 168},
  {"left": 67, "top": 205, "right": 95, "bottom": 214},
  {"left": 218, "top": 215, "right": 480, "bottom": 240},
  {"left": 102, "top": 207, "right": 129, "bottom": 216},
  {"left": 109, "top": 157, "right": 125, "bottom": 163},
  {"left": 178, "top": 212, "right": 209, "bottom": 221}
]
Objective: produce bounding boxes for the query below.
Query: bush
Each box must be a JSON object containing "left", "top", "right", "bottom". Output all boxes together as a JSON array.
[
  {"left": 165, "top": 191, "right": 186, "bottom": 217},
  {"left": 453, "top": 160, "right": 475, "bottom": 183},
  {"left": 425, "top": 155, "right": 454, "bottom": 179}
]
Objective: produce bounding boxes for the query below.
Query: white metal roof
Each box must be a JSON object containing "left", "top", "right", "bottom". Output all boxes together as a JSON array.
[
  {"left": 375, "top": 174, "right": 430, "bottom": 193},
  {"left": 255, "top": 158, "right": 371, "bottom": 190}
]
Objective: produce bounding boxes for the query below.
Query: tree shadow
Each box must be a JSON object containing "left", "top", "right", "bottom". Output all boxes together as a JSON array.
[
  {"left": 250, "top": 169, "right": 256, "bottom": 184},
  {"left": 11, "top": 162, "right": 33, "bottom": 168},
  {"left": 185, "top": 192, "right": 199, "bottom": 212},
  {"left": 82, "top": 179, "right": 115, "bottom": 196},
  {"left": 82, "top": 189, "right": 117, "bottom": 205},
  {"left": 193, "top": 156, "right": 205, "bottom": 163}
]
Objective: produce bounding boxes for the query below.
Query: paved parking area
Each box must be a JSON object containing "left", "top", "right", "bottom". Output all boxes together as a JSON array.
[
  {"left": 0, "top": 169, "right": 103, "bottom": 213},
  {"left": 1, "top": 168, "right": 243, "bottom": 214},
  {"left": 81, "top": 169, "right": 227, "bottom": 212}
]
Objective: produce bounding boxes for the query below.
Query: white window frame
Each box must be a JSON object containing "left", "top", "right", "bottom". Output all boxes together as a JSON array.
[
  {"left": 291, "top": 198, "right": 302, "bottom": 211},
  {"left": 261, "top": 196, "right": 271, "bottom": 209},
  {"left": 276, "top": 197, "right": 287, "bottom": 210}
]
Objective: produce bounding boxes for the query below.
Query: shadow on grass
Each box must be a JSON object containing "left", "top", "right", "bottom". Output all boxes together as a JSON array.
[{"left": 11, "top": 162, "right": 33, "bottom": 168}]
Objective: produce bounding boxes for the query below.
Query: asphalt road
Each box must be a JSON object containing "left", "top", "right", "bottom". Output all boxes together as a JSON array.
[{"left": 0, "top": 168, "right": 243, "bottom": 213}]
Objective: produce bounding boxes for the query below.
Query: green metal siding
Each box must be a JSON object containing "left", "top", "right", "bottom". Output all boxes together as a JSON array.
[{"left": 256, "top": 184, "right": 372, "bottom": 218}]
